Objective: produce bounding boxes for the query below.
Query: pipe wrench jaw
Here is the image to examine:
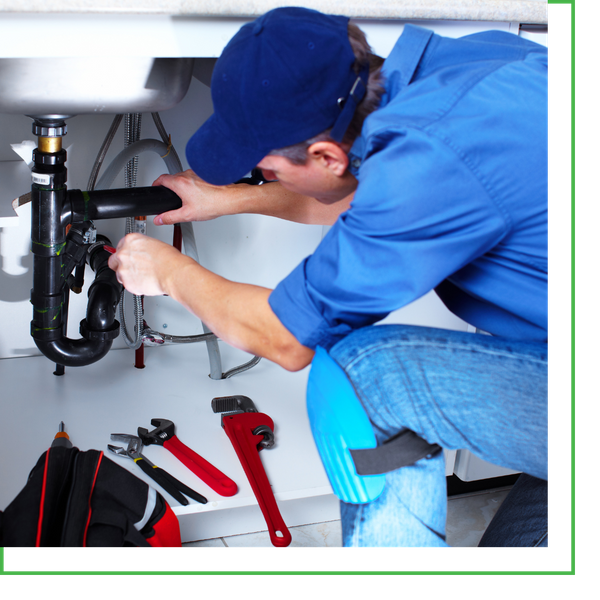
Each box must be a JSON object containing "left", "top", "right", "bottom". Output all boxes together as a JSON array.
[
  {"left": 211, "top": 395, "right": 259, "bottom": 415},
  {"left": 212, "top": 395, "right": 274, "bottom": 449}
]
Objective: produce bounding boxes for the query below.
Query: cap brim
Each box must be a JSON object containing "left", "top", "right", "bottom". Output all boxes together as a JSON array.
[{"left": 185, "top": 114, "right": 268, "bottom": 186}]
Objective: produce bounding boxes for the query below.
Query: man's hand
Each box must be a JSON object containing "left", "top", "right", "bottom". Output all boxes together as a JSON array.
[
  {"left": 107, "top": 233, "right": 193, "bottom": 297},
  {"left": 152, "top": 170, "right": 232, "bottom": 225}
]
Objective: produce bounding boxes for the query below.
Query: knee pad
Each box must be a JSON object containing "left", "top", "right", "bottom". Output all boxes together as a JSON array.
[{"left": 307, "top": 346, "right": 442, "bottom": 504}]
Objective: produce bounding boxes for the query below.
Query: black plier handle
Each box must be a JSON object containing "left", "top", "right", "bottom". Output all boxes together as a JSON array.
[
  {"left": 133, "top": 457, "right": 208, "bottom": 506},
  {"left": 108, "top": 434, "right": 208, "bottom": 506}
]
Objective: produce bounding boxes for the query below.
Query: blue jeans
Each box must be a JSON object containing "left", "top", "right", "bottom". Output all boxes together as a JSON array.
[{"left": 328, "top": 324, "right": 548, "bottom": 547}]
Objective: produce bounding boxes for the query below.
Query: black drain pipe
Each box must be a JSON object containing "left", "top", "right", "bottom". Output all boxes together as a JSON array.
[
  {"left": 65, "top": 186, "right": 182, "bottom": 222},
  {"left": 30, "top": 119, "right": 182, "bottom": 368},
  {"left": 33, "top": 227, "right": 122, "bottom": 367}
]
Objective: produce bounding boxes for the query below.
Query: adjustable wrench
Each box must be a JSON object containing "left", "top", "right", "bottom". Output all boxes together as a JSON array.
[
  {"left": 137, "top": 418, "right": 238, "bottom": 497},
  {"left": 211, "top": 395, "right": 292, "bottom": 547}
]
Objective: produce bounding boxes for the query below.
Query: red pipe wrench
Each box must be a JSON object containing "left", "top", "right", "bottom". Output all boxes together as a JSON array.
[
  {"left": 212, "top": 395, "right": 292, "bottom": 547},
  {"left": 138, "top": 418, "right": 238, "bottom": 497}
]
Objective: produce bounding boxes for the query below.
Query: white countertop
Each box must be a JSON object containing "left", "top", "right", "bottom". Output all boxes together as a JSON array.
[
  {"left": 0, "top": 1, "right": 548, "bottom": 23},
  {"left": 0, "top": 342, "right": 336, "bottom": 540}
]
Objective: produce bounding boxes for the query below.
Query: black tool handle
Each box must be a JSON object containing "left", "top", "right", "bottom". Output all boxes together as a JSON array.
[
  {"left": 135, "top": 459, "right": 189, "bottom": 506},
  {"left": 157, "top": 469, "right": 208, "bottom": 505}
]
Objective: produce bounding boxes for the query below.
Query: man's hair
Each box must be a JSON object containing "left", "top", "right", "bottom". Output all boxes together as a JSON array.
[{"left": 269, "top": 22, "right": 385, "bottom": 164}]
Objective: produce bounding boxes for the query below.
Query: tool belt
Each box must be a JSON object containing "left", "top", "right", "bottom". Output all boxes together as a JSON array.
[
  {"left": 0, "top": 445, "right": 181, "bottom": 547},
  {"left": 306, "top": 346, "right": 442, "bottom": 504}
]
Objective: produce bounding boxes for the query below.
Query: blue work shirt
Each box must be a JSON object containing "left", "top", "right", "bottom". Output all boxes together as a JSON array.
[{"left": 269, "top": 25, "right": 548, "bottom": 349}]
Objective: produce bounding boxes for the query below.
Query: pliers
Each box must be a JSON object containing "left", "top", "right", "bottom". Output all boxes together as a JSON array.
[{"left": 107, "top": 433, "right": 208, "bottom": 506}]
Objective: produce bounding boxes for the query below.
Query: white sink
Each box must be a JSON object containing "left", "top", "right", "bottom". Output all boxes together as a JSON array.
[{"left": 0, "top": 57, "right": 194, "bottom": 116}]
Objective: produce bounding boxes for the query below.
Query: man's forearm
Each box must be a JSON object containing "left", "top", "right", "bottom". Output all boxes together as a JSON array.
[
  {"left": 154, "top": 171, "right": 352, "bottom": 226},
  {"left": 165, "top": 255, "right": 314, "bottom": 371},
  {"left": 233, "top": 181, "right": 352, "bottom": 225}
]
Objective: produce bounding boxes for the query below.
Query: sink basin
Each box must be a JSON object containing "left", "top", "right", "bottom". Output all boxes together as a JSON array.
[{"left": 0, "top": 57, "right": 194, "bottom": 116}]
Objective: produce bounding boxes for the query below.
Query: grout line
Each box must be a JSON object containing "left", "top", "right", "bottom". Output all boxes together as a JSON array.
[{"left": 447, "top": 486, "right": 513, "bottom": 500}]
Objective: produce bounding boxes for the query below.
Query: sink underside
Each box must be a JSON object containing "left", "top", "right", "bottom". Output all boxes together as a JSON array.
[{"left": 0, "top": 57, "right": 194, "bottom": 116}]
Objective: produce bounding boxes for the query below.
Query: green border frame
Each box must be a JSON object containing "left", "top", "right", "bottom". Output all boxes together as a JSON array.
[
  {"left": 564, "top": 0, "right": 579, "bottom": 577},
  {"left": 0, "top": 0, "right": 574, "bottom": 576}
]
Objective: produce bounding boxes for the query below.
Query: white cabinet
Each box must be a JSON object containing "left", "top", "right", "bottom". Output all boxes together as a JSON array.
[{"left": 454, "top": 450, "right": 519, "bottom": 482}]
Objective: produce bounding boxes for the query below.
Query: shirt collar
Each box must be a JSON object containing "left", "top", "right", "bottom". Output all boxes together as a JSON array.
[
  {"left": 383, "top": 24, "right": 434, "bottom": 89},
  {"left": 347, "top": 25, "right": 434, "bottom": 177}
]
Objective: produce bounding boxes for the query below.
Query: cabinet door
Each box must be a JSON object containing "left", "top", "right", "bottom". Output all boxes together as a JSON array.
[{"left": 453, "top": 450, "right": 519, "bottom": 482}]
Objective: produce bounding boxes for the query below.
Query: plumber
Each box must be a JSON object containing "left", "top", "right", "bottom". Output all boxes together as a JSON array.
[{"left": 108, "top": 8, "right": 548, "bottom": 547}]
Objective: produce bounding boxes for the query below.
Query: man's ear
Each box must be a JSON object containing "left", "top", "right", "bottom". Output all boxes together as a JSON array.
[{"left": 307, "top": 141, "right": 350, "bottom": 177}]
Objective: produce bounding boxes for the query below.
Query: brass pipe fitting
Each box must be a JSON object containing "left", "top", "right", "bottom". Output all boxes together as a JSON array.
[{"left": 38, "top": 136, "right": 62, "bottom": 154}]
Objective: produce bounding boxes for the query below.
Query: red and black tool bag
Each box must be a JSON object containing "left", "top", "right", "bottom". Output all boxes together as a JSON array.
[{"left": 0, "top": 445, "right": 181, "bottom": 547}]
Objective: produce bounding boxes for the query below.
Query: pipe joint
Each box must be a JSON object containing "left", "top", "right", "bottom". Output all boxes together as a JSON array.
[
  {"left": 30, "top": 321, "right": 62, "bottom": 342},
  {"left": 79, "top": 319, "right": 120, "bottom": 342}
]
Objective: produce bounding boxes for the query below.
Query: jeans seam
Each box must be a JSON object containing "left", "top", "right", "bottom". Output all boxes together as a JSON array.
[
  {"left": 352, "top": 504, "right": 363, "bottom": 547},
  {"left": 343, "top": 340, "right": 546, "bottom": 460},
  {"left": 533, "top": 531, "right": 548, "bottom": 547},
  {"left": 344, "top": 340, "right": 547, "bottom": 372},
  {"left": 347, "top": 356, "right": 441, "bottom": 449}
]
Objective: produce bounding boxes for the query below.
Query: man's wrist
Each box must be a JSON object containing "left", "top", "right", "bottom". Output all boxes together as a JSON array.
[{"left": 161, "top": 252, "right": 199, "bottom": 299}]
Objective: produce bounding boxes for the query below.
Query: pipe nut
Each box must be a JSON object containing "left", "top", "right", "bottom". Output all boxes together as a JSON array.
[
  {"left": 32, "top": 122, "right": 68, "bottom": 137},
  {"left": 79, "top": 319, "right": 121, "bottom": 342},
  {"left": 33, "top": 148, "right": 66, "bottom": 165}
]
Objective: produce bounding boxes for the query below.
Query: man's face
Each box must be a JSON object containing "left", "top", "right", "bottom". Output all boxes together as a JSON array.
[{"left": 257, "top": 153, "right": 356, "bottom": 205}]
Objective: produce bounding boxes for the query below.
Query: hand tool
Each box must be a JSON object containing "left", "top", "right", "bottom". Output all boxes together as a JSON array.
[
  {"left": 52, "top": 421, "right": 73, "bottom": 449},
  {"left": 211, "top": 395, "right": 292, "bottom": 547},
  {"left": 108, "top": 433, "right": 208, "bottom": 506},
  {"left": 137, "top": 419, "right": 238, "bottom": 497}
]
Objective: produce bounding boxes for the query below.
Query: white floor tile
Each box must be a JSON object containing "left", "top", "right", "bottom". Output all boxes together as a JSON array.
[
  {"left": 183, "top": 488, "right": 510, "bottom": 548},
  {"left": 220, "top": 520, "right": 342, "bottom": 547},
  {"left": 184, "top": 537, "right": 227, "bottom": 548},
  {"left": 183, "top": 520, "right": 342, "bottom": 548},
  {"left": 446, "top": 488, "right": 511, "bottom": 547}
]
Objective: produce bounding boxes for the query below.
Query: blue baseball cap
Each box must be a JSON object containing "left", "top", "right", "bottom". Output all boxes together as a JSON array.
[{"left": 185, "top": 7, "right": 368, "bottom": 185}]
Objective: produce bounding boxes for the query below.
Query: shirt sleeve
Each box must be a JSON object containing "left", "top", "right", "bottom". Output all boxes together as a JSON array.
[{"left": 269, "top": 127, "right": 510, "bottom": 350}]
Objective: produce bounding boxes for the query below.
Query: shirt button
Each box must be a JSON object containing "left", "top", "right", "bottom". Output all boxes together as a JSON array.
[{"left": 351, "top": 158, "right": 361, "bottom": 169}]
